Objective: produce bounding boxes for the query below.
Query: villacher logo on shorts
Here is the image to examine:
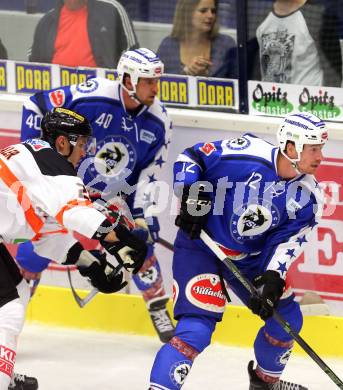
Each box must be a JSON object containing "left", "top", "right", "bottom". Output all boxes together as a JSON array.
[{"left": 185, "top": 274, "right": 226, "bottom": 313}]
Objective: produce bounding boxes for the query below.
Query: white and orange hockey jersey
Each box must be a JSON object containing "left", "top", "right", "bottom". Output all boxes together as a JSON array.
[{"left": 0, "top": 139, "right": 106, "bottom": 261}]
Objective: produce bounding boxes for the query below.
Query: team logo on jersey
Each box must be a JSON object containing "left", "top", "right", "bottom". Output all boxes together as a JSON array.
[
  {"left": 200, "top": 142, "right": 216, "bottom": 156},
  {"left": 185, "top": 274, "right": 226, "bottom": 313},
  {"left": 48, "top": 89, "right": 65, "bottom": 107},
  {"left": 89, "top": 135, "right": 136, "bottom": 182},
  {"left": 231, "top": 200, "right": 279, "bottom": 243},
  {"left": 24, "top": 139, "right": 51, "bottom": 151},
  {"left": 227, "top": 136, "right": 251, "bottom": 150},
  {"left": 76, "top": 79, "right": 99, "bottom": 93},
  {"left": 170, "top": 361, "right": 191, "bottom": 386}
]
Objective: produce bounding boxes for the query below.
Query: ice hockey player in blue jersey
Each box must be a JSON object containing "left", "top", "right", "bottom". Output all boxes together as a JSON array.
[
  {"left": 19, "top": 48, "right": 174, "bottom": 343},
  {"left": 149, "top": 112, "right": 328, "bottom": 390}
]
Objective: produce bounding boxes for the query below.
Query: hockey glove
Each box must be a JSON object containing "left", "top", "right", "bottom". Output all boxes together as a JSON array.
[
  {"left": 134, "top": 216, "right": 160, "bottom": 243},
  {"left": 175, "top": 184, "right": 212, "bottom": 239},
  {"left": 102, "top": 224, "right": 148, "bottom": 274},
  {"left": 77, "top": 250, "right": 127, "bottom": 294},
  {"left": 248, "top": 270, "right": 285, "bottom": 320}
]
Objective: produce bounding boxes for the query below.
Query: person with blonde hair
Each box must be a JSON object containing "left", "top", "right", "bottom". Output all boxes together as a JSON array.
[{"left": 157, "top": 0, "right": 237, "bottom": 78}]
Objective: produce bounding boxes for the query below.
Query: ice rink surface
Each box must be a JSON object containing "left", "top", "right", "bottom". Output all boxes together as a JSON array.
[{"left": 14, "top": 323, "right": 343, "bottom": 390}]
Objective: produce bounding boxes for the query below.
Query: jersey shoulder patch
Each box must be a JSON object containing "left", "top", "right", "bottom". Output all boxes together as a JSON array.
[
  {"left": 71, "top": 77, "right": 119, "bottom": 101},
  {"left": 23, "top": 139, "right": 51, "bottom": 151},
  {"left": 221, "top": 134, "right": 276, "bottom": 165}
]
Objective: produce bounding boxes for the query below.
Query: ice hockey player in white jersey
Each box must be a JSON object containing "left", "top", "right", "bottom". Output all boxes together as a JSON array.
[
  {"left": 19, "top": 48, "right": 175, "bottom": 343},
  {"left": 0, "top": 107, "right": 147, "bottom": 390},
  {"left": 149, "top": 112, "right": 328, "bottom": 390}
]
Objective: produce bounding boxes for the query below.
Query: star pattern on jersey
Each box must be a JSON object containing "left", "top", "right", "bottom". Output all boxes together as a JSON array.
[
  {"left": 277, "top": 261, "right": 288, "bottom": 276},
  {"left": 296, "top": 235, "right": 308, "bottom": 246},
  {"left": 286, "top": 248, "right": 296, "bottom": 258},
  {"left": 161, "top": 104, "right": 168, "bottom": 115},
  {"left": 155, "top": 155, "right": 165, "bottom": 168},
  {"left": 148, "top": 174, "right": 157, "bottom": 183}
]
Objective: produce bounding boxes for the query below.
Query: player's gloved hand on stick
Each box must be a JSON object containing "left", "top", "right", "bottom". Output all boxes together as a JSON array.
[
  {"left": 175, "top": 184, "right": 212, "bottom": 239},
  {"left": 103, "top": 224, "right": 148, "bottom": 274},
  {"left": 77, "top": 250, "right": 127, "bottom": 294},
  {"left": 134, "top": 215, "right": 160, "bottom": 243},
  {"left": 248, "top": 270, "right": 285, "bottom": 320}
]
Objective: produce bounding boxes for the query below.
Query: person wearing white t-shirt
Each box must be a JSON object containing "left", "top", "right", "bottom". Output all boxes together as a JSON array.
[{"left": 253, "top": 0, "right": 341, "bottom": 86}]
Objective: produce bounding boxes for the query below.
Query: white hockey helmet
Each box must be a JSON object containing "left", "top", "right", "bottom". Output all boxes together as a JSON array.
[
  {"left": 277, "top": 112, "right": 328, "bottom": 162},
  {"left": 117, "top": 48, "right": 164, "bottom": 95}
]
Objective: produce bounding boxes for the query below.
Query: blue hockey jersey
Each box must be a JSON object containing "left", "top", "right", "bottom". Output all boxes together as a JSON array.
[
  {"left": 21, "top": 77, "right": 172, "bottom": 216},
  {"left": 174, "top": 133, "right": 324, "bottom": 276}
]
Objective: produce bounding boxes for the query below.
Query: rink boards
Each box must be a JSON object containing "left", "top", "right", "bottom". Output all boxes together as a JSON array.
[{"left": 26, "top": 285, "right": 343, "bottom": 358}]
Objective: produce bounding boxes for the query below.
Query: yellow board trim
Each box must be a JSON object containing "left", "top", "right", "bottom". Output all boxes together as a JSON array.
[{"left": 26, "top": 286, "right": 343, "bottom": 357}]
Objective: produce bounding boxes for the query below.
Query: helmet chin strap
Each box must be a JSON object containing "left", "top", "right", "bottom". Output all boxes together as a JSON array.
[
  {"left": 281, "top": 149, "right": 302, "bottom": 175},
  {"left": 291, "top": 160, "right": 302, "bottom": 175},
  {"left": 122, "top": 83, "right": 143, "bottom": 105}
]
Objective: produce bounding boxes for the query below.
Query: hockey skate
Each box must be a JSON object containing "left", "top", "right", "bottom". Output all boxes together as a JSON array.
[
  {"left": 148, "top": 297, "right": 175, "bottom": 343},
  {"left": 8, "top": 372, "right": 38, "bottom": 390},
  {"left": 248, "top": 361, "right": 308, "bottom": 390}
]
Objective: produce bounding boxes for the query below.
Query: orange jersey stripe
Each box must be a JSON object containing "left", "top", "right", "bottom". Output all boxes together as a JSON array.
[
  {"left": 0, "top": 158, "right": 44, "bottom": 234},
  {"left": 55, "top": 199, "right": 93, "bottom": 226}
]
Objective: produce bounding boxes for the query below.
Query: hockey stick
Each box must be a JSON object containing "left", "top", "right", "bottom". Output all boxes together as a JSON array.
[
  {"left": 200, "top": 230, "right": 343, "bottom": 389},
  {"left": 67, "top": 261, "right": 125, "bottom": 308},
  {"left": 67, "top": 267, "right": 99, "bottom": 308},
  {"left": 157, "top": 237, "right": 174, "bottom": 251},
  {"left": 67, "top": 237, "right": 174, "bottom": 308}
]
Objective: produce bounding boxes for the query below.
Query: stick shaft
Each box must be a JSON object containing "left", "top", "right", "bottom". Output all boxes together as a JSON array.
[
  {"left": 200, "top": 230, "right": 343, "bottom": 388},
  {"left": 157, "top": 237, "right": 174, "bottom": 251}
]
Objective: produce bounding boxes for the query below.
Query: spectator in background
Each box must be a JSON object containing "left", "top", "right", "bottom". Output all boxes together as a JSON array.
[
  {"left": 251, "top": 0, "right": 342, "bottom": 86},
  {"left": 0, "top": 38, "right": 8, "bottom": 59},
  {"left": 157, "top": 0, "right": 237, "bottom": 78},
  {"left": 28, "top": 0, "right": 138, "bottom": 68}
]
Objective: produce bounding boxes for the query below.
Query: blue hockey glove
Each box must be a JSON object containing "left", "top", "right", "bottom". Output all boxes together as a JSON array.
[{"left": 248, "top": 270, "right": 285, "bottom": 320}]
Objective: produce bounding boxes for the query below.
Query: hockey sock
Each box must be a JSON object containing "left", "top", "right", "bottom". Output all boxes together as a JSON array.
[
  {"left": 150, "top": 315, "right": 216, "bottom": 389},
  {"left": 0, "top": 297, "right": 26, "bottom": 389},
  {"left": 254, "top": 297, "right": 303, "bottom": 381},
  {"left": 132, "top": 250, "right": 166, "bottom": 302},
  {"left": 254, "top": 327, "right": 294, "bottom": 381}
]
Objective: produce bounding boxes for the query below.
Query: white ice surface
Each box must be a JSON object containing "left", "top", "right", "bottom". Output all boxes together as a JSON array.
[{"left": 15, "top": 323, "right": 343, "bottom": 390}]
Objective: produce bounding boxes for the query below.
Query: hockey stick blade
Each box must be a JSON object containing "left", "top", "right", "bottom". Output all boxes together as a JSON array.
[
  {"left": 157, "top": 237, "right": 174, "bottom": 251},
  {"left": 200, "top": 230, "right": 343, "bottom": 389},
  {"left": 67, "top": 267, "right": 98, "bottom": 308}
]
